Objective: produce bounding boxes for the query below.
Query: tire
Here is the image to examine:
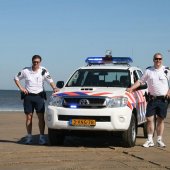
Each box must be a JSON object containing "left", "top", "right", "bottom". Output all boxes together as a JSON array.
[
  {"left": 48, "top": 128, "right": 65, "bottom": 146},
  {"left": 122, "top": 114, "right": 137, "bottom": 147}
]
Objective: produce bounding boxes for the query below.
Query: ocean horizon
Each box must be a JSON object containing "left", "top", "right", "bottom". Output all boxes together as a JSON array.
[{"left": 0, "top": 90, "right": 53, "bottom": 112}]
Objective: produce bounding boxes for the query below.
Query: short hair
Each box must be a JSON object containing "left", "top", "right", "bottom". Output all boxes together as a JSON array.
[
  {"left": 153, "top": 53, "right": 163, "bottom": 60},
  {"left": 32, "top": 55, "right": 42, "bottom": 62}
]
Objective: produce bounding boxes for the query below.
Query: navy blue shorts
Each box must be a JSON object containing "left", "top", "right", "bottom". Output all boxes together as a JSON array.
[
  {"left": 23, "top": 95, "right": 45, "bottom": 114},
  {"left": 146, "top": 99, "right": 169, "bottom": 119}
]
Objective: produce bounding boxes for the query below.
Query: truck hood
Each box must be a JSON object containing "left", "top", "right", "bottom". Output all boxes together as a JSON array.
[{"left": 54, "top": 87, "right": 127, "bottom": 98}]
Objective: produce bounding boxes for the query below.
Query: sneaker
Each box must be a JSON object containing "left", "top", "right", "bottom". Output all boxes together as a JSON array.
[
  {"left": 157, "top": 140, "right": 166, "bottom": 148},
  {"left": 39, "top": 135, "right": 47, "bottom": 145},
  {"left": 143, "top": 140, "right": 154, "bottom": 148},
  {"left": 25, "top": 136, "right": 32, "bottom": 145}
]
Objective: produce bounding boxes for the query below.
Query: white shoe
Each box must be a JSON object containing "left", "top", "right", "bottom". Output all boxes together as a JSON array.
[
  {"left": 39, "top": 135, "right": 47, "bottom": 145},
  {"left": 157, "top": 140, "right": 166, "bottom": 148},
  {"left": 25, "top": 136, "right": 32, "bottom": 144},
  {"left": 143, "top": 140, "right": 154, "bottom": 148}
]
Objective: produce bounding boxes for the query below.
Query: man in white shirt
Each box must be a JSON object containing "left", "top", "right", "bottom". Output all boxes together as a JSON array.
[
  {"left": 14, "top": 55, "right": 59, "bottom": 145},
  {"left": 127, "top": 53, "right": 170, "bottom": 148}
]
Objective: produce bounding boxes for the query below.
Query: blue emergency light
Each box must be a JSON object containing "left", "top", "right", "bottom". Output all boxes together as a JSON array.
[
  {"left": 85, "top": 57, "right": 103, "bottom": 64},
  {"left": 70, "top": 104, "right": 77, "bottom": 108},
  {"left": 85, "top": 56, "right": 133, "bottom": 65}
]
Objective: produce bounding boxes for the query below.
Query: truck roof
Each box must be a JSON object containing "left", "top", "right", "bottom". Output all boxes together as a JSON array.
[{"left": 79, "top": 64, "right": 140, "bottom": 71}]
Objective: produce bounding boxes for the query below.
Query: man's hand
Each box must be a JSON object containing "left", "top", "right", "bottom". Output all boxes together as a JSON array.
[
  {"left": 126, "top": 81, "right": 141, "bottom": 93},
  {"left": 166, "top": 89, "right": 170, "bottom": 98},
  {"left": 20, "top": 87, "right": 29, "bottom": 94},
  {"left": 53, "top": 87, "right": 60, "bottom": 93},
  {"left": 14, "top": 80, "right": 28, "bottom": 94},
  {"left": 126, "top": 87, "right": 133, "bottom": 93}
]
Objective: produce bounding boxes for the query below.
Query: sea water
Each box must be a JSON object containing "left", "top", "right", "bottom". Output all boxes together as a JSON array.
[{"left": 0, "top": 90, "right": 53, "bottom": 111}]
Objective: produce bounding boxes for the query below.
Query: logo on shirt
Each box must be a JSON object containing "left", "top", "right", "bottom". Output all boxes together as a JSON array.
[
  {"left": 17, "top": 72, "right": 21, "bottom": 77},
  {"left": 46, "top": 75, "right": 51, "bottom": 79}
]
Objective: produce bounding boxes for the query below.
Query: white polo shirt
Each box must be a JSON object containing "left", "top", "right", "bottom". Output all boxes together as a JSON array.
[
  {"left": 140, "top": 66, "right": 170, "bottom": 96},
  {"left": 14, "top": 66, "right": 54, "bottom": 94}
]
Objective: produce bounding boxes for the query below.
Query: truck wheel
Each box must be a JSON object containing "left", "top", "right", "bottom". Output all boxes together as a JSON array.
[
  {"left": 48, "top": 128, "right": 65, "bottom": 146},
  {"left": 122, "top": 114, "right": 137, "bottom": 147}
]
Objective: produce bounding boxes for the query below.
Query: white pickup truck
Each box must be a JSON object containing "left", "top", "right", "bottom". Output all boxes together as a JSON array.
[{"left": 46, "top": 54, "right": 148, "bottom": 147}]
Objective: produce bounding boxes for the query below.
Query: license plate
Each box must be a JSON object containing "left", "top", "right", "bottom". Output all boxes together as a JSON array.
[{"left": 69, "top": 119, "right": 96, "bottom": 126}]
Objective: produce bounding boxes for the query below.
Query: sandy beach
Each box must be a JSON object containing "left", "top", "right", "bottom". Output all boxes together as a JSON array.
[{"left": 0, "top": 111, "right": 170, "bottom": 170}]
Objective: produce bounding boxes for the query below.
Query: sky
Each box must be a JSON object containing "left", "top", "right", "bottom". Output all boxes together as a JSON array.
[{"left": 0, "top": 0, "right": 170, "bottom": 90}]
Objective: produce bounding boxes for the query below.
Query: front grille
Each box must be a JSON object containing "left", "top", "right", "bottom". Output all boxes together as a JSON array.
[
  {"left": 58, "top": 115, "right": 111, "bottom": 122},
  {"left": 62, "top": 96, "right": 106, "bottom": 108}
]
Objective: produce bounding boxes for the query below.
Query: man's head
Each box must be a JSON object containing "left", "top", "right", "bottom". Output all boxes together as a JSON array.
[
  {"left": 32, "top": 55, "right": 42, "bottom": 69},
  {"left": 153, "top": 53, "right": 163, "bottom": 68}
]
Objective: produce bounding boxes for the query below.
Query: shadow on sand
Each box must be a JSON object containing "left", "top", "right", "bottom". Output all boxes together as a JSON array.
[{"left": 0, "top": 133, "right": 145, "bottom": 148}]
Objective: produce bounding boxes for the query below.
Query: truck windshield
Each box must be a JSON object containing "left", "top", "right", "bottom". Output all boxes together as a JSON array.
[{"left": 66, "top": 69, "right": 131, "bottom": 87}]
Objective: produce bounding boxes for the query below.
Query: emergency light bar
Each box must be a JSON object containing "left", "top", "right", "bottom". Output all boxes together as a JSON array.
[{"left": 85, "top": 57, "right": 133, "bottom": 65}]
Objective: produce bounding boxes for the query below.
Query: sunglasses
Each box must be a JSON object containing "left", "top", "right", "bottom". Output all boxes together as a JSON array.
[
  {"left": 154, "top": 58, "right": 162, "bottom": 61},
  {"left": 33, "top": 61, "right": 40, "bottom": 64}
]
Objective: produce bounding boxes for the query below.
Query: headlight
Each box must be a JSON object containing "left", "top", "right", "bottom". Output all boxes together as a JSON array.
[
  {"left": 105, "top": 97, "right": 128, "bottom": 108},
  {"left": 49, "top": 96, "right": 63, "bottom": 107}
]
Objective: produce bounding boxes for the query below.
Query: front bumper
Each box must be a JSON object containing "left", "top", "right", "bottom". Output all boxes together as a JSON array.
[{"left": 45, "top": 106, "right": 132, "bottom": 131}]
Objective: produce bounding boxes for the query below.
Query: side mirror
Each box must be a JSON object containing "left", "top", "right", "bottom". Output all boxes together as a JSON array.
[
  {"left": 136, "top": 83, "right": 148, "bottom": 90},
  {"left": 56, "top": 81, "right": 64, "bottom": 88}
]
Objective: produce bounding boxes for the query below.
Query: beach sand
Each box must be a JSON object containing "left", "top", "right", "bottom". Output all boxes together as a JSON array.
[{"left": 0, "top": 111, "right": 170, "bottom": 170}]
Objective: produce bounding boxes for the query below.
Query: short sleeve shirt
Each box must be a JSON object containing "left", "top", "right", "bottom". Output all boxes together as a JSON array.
[
  {"left": 140, "top": 66, "right": 170, "bottom": 96},
  {"left": 14, "top": 66, "right": 54, "bottom": 94}
]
